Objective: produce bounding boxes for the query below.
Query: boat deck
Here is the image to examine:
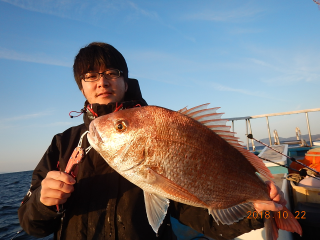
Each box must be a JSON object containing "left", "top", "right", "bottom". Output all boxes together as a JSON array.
[{"left": 260, "top": 173, "right": 285, "bottom": 189}]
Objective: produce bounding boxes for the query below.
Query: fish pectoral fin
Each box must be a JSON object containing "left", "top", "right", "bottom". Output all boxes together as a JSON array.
[
  {"left": 144, "top": 167, "right": 160, "bottom": 183},
  {"left": 144, "top": 191, "right": 170, "bottom": 233},
  {"left": 144, "top": 167, "right": 207, "bottom": 207},
  {"left": 209, "top": 202, "right": 254, "bottom": 225}
]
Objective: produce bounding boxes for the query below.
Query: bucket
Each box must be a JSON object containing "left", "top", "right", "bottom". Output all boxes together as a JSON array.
[
  {"left": 289, "top": 148, "right": 320, "bottom": 173},
  {"left": 290, "top": 180, "right": 320, "bottom": 207},
  {"left": 304, "top": 148, "right": 320, "bottom": 172}
]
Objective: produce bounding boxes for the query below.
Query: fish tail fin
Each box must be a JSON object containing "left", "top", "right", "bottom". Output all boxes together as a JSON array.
[
  {"left": 264, "top": 212, "right": 279, "bottom": 240},
  {"left": 274, "top": 206, "right": 302, "bottom": 236},
  {"left": 264, "top": 206, "right": 302, "bottom": 240}
]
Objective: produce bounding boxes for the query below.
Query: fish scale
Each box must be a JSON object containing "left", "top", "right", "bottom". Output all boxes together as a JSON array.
[{"left": 87, "top": 104, "right": 302, "bottom": 239}]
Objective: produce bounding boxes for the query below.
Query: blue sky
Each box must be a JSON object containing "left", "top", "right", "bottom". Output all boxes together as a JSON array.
[{"left": 0, "top": 0, "right": 320, "bottom": 173}]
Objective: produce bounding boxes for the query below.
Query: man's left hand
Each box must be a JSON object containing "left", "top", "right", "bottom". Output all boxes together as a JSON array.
[{"left": 253, "top": 181, "right": 287, "bottom": 213}]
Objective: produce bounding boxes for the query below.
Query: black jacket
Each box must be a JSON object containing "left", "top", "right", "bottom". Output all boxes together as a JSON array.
[{"left": 18, "top": 79, "right": 263, "bottom": 240}]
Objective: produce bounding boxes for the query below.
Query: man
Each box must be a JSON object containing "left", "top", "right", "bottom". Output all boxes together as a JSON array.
[{"left": 18, "top": 42, "right": 285, "bottom": 240}]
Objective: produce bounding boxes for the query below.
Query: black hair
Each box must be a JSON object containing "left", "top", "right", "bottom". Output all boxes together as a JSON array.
[{"left": 73, "top": 42, "right": 128, "bottom": 90}]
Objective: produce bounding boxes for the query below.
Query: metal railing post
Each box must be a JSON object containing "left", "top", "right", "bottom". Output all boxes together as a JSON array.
[
  {"left": 266, "top": 116, "right": 272, "bottom": 146},
  {"left": 305, "top": 112, "right": 313, "bottom": 147},
  {"left": 232, "top": 120, "right": 234, "bottom": 132},
  {"left": 248, "top": 119, "right": 255, "bottom": 151},
  {"left": 246, "top": 119, "right": 249, "bottom": 150}
]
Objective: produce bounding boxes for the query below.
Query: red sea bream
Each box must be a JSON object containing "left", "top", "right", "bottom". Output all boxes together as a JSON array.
[{"left": 87, "top": 104, "right": 302, "bottom": 240}]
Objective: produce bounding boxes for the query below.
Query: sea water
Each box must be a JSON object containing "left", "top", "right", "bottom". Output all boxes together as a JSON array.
[
  {"left": 0, "top": 171, "right": 208, "bottom": 240},
  {"left": 0, "top": 171, "right": 53, "bottom": 240}
]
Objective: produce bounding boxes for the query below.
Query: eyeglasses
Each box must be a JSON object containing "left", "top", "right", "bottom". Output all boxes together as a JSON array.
[{"left": 81, "top": 69, "right": 123, "bottom": 82}]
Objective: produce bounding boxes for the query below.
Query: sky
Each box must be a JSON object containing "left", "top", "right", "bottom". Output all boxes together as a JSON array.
[{"left": 0, "top": 0, "right": 320, "bottom": 173}]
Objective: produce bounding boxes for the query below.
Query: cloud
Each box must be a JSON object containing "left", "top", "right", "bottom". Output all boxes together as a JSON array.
[
  {"left": 125, "top": 1, "right": 195, "bottom": 42},
  {"left": 41, "top": 121, "right": 81, "bottom": 127},
  {"left": 0, "top": 110, "right": 54, "bottom": 122},
  {"left": 247, "top": 54, "right": 320, "bottom": 85},
  {"left": 1, "top": 0, "right": 82, "bottom": 18},
  {"left": 228, "top": 28, "right": 263, "bottom": 35},
  {"left": 1, "top": 0, "right": 158, "bottom": 22},
  {"left": 196, "top": 80, "right": 287, "bottom": 102},
  {"left": 248, "top": 58, "right": 283, "bottom": 72},
  {"left": 1, "top": 0, "right": 196, "bottom": 42},
  {"left": 262, "top": 72, "right": 320, "bottom": 85},
  {"left": 182, "top": 5, "right": 264, "bottom": 22},
  {"left": 0, "top": 110, "right": 56, "bottom": 130},
  {"left": 1, "top": 0, "right": 64, "bottom": 16},
  {"left": 0, "top": 0, "right": 119, "bottom": 21},
  {"left": 243, "top": 43, "right": 320, "bottom": 85},
  {"left": 209, "top": 82, "right": 271, "bottom": 98},
  {"left": 0, "top": 47, "right": 71, "bottom": 67},
  {"left": 127, "top": 50, "right": 207, "bottom": 85},
  {"left": 127, "top": 1, "right": 159, "bottom": 20}
]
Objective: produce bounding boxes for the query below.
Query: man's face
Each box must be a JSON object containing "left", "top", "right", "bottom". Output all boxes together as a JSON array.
[{"left": 81, "top": 66, "right": 128, "bottom": 105}]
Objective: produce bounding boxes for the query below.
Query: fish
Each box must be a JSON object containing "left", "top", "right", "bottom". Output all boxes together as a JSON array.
[{"left": 87, "top": 104, "right": 302, "bottom": 240}]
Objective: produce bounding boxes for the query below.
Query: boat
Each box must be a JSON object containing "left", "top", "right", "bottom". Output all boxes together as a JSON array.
[{"left": 171, "top": 107, "right": 320, "bottom": 240}]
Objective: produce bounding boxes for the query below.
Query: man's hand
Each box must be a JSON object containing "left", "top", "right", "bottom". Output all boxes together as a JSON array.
[
  {"left": 40, "top": 171, "right": 75, "bottom": 206},
  {"left": 253, "top": 181, "right": 287, "bottom": 213}
]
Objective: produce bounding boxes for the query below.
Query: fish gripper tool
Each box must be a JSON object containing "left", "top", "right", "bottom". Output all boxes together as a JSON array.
[{"left": 56, "top": 131, "right": 92, "bottom": 214}]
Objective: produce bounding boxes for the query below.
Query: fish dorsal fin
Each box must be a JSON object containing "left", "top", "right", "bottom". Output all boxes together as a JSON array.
[
  {"left": 179, "top": 104, "right": 273, "bottom": 180},
  {"left": 143, "top": 192, "right": 170, "bottom": 233},
  {"left": 178, "top": 103, "right": 210, "bottom": 114},
  {"left": 177, "top": 106, "right": 188, "bottom": 113},
  {"left": 201, "top": 119, "right": 228, "bottom": 126},
  {"left": 206, "top": 125, "right": 231, "bottom": 131},
  {"left": 208, "top": 202, "right": 254, "bottom": 225},
  {"left": 187, "top": 107, "right": 220, "bottom": 118}
]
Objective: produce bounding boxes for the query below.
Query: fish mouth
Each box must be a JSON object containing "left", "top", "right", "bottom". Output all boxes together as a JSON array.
[{"left": 88, "top": 121, "right": 103, "bottom": 148}]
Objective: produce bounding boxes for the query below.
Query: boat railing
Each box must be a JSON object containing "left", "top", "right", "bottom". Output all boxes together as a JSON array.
[
  {"left": 283, "top": 127, "right": 307, "bottom": 146},
  {"left": 273, "top": 130, "right": 280, "bottom": 145},
  {"left": 225, "top": 108, "right": 320, "bottom": 150}
]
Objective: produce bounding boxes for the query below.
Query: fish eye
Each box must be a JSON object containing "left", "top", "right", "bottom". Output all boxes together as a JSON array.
[{"left": 114, "top": 120, "right": 127, "bottom": 132}]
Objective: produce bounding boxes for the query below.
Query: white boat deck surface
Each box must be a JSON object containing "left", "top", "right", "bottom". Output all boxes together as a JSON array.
[
  {"left": 258, "top": 144, "right": 288, "bottom": 167},
  {"left": 314, "top": 141, "right": 320, "bottom": 146}
]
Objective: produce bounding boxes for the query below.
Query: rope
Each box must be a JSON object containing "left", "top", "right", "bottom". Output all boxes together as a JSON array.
[
  {"left": 286, "top": 173, "right": 304, "bottom": 183},
  {"left": 69, "top": 107, "right": 86, "bottom": 118},
  {"left": 247, "top": 134, "right": 320, "bottom": 176}
]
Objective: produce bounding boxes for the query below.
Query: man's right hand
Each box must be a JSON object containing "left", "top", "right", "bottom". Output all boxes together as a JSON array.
[{"left": 40, "top": 171, "right": 75, "bottom": 206}]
